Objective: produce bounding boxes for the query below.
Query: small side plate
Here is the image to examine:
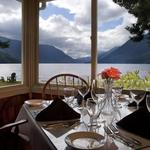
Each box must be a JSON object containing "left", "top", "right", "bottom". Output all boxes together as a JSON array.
[
  {"left": 65, "top": 131, "right": 104, "bottom": 150},
  {"left": 25, "top": 99, "right": 45, "bottom": 107}
]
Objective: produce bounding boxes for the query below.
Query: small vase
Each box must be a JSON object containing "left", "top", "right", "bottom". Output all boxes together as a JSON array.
[{"left": 102, "top": 79, "right": 114, "bottom": 116}]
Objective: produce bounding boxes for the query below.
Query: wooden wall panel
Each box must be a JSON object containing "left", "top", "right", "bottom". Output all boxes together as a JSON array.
[{"left": 0, "top": 94, "right": 29, "bottom": 126}]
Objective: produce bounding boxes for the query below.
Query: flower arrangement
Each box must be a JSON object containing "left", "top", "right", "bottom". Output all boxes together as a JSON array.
[{"left": 99, "top": 67, "right": 121, "bottom": 81}]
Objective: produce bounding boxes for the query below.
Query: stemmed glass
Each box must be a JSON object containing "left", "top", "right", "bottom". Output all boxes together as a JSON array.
[
  {"left": 77, "top": 84, "right": 89, "bottom": 123},
  {"left": 78, "top": 85, "right": 89, "bottom": 107},
  {"left": 86, "top": 98, "right": 102, "bottom": 126},
  {"left": 112, "top": 86, "right": 123, "bottom": 108},
  {"left": 90, "top": 79, "right": 106, "bottom": 125},
  {"left": 130, "top": 90, "right": 146, "bottom": 110},
  {"left": 146, "top": 94, "right": 150, "bottom": 112},
  {"left": 91, "top": 79, "right": 105, "bottom": 104}
]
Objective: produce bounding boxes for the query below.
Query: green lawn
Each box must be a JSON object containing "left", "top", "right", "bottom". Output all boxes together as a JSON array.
[{"left": 0, "top": 81, "right": 21, "bottom": 86}]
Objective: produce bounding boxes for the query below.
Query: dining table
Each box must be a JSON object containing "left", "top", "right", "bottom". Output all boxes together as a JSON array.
[{"left": 15, "top": 97, "right": 150, "bottom": 150}]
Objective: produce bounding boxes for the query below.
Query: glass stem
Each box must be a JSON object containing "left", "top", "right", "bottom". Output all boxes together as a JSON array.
[
  {"left": 137, "top": 103, "right": 139, "bottom": 110},
  {"left": 90, "top": 117, "right": 93, "bottom": 126}
]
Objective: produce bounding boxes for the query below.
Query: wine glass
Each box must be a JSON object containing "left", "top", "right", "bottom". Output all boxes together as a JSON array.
[
  {"left": 78, "top": 85, "right": 89, "bottom": 107},
  {"left": 146, "top": 94, "right": 150, "bottom": 112},
  {"left": 130, "top": 90, "right": 146, "bottom": 110},
  {"left": 86, "top": 98, "right": 102, "bottom": 126},
  {"left": 91, "top": 80, "right": 106, "bottom": 125},
  {"left": 63, "top": 87, "right": 76, "bottom": 107},
  {"left": 91, "top": 79, "right": 105, "bottom": 104},
  {"left": 112, "top": 86, "right": 123, "bottom": 108}
]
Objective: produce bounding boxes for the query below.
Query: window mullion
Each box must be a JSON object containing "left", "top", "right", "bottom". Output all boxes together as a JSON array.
[{"left": 91, "top": 0, "right": 98, "bottom": 81}]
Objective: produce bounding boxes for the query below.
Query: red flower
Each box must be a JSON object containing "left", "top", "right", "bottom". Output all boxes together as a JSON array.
[{"left": 99, "top": 67, "right": 121, "bottom": 80}]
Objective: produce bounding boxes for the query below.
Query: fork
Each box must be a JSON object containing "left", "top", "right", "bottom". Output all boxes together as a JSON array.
[
  {"left": 109, "top": 124, "right": 142, "bottom": 146},
  {"left": 104, "top": 125, "right": 135, "bottom": 148}
]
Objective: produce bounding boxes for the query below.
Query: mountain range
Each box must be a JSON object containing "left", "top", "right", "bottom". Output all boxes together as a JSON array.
[{"left": 0, "top": 36, "right": 150, "bottom": 63}]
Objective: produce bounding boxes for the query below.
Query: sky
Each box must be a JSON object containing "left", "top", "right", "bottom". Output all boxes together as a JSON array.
[{"left": 0, "top": 0, "right": 137, "bottom": 59}]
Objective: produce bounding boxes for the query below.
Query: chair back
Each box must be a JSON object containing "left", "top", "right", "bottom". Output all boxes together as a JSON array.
[{"left": 42, "top": 73, "right": 89, "bottom": 100}]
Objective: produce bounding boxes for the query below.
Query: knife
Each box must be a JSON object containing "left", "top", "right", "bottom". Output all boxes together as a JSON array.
[{"left": 104, "top": 125, "right": 135, "bottom": 148}]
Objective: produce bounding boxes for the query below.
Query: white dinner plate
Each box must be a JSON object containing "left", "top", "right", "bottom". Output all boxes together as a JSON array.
[
  {"left": 25, "top": 99, "right": 45, "bottom": 107},
  {"left": 65, "top": 131, "right": 104, "bottom": 150}
]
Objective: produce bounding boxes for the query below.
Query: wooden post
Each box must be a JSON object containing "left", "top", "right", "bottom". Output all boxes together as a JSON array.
[{"left": 91, "top": 0, "right": 97, "bottom": 82}]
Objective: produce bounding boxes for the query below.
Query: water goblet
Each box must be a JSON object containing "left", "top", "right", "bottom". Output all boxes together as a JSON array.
[
  {"left": 91, "top": 79, "right": 105, "bottom": 103},
  {"left": 146, "top": 94, "right": 150, "bottom": 112},
  {"left": 86, "top": 98, "right": 101, "bottom": 126},
  {"left": 91, "top": 79, "right": 106, "bottom": 124},
  {"left": 130, "top": 90, "right": 146, "bottom": 110},
  {"left": 112, "top": 86, "right": 123, "bottom": 108},
  {"left": 78, "top": 86, "right": 89, "bottom": 107},
  {"left": 77, "top": 85, "right": 89, "bottom": 123}
]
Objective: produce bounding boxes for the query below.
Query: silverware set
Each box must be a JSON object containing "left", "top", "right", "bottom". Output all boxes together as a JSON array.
[
  {"left": 42, "top": 119, "right": 80, "bottom": 129},
  {"left": 104, "top": 124, "right": 142, "bottom": 148}
]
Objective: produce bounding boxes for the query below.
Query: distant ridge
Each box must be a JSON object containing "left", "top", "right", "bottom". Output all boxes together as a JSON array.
[
  {"left": 0, "top": 36, "right": 76, "bottom": 63},
  {"left": 98, "top": 35, "right": 150, "bottom": 64},
  {"left": 0, "top": 36, "right": 150, "bottom": 63},
  {"left": 39, "top": 44, "right": 76, "bottom": 63}
]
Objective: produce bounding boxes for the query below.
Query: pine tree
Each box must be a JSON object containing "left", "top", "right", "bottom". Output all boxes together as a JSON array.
[
  {"left": 0, "top": 40, "right": 9, "bottom": 48},
  {"left": 113, "top": 0, "right": 150, "bottom": 43}
]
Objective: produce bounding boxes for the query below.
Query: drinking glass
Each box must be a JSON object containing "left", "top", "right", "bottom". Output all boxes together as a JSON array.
[
  {"left": 78, "top": 86, "right": 89, "bottom": 107},
  {"left": 86, "top": 98, "right": 101, "bottom": 126},
  {"left": 90, "top": 80, "right": 106, "bottom": 125},
  {"left": 64, "top": 87, "right": 76, "bottom": 107},
  {"left": 77, "top": 85, "right": 89, "bottom": 123},
  {"left": 91, "top": 79, "right": 105, "bottom": 104},
  {"left": 146, "top": 94, "right": 150, "bottom": 112},
  {"left": 130, "top": 90, "right": 146, "bottom": 110},
  {"left": 112, "top": 86, "right": 123, "bottom": 108}
]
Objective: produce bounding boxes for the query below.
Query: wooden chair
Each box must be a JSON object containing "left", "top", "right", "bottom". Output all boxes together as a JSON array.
[
  {"left": 42, "top": 73, "right": 89, "bottom": 100},
  {"left": 0, "top": 119, "right": 31, "bottom": 150}
]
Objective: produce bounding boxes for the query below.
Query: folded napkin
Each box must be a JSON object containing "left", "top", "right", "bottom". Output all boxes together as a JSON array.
[
  {"left": 128, "top": 91, "right": 150, "bottom": 108},
  {"left": 36, "top": 99, "right": 80, "bottom": 121},
  {"left": 116, "top": 108, "right": 150, "bottom": 139}
]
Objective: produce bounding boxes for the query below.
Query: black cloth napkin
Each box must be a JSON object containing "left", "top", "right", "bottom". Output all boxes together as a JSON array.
[
  {"left": 35, "top": 99, "right": 80, "bottom": 121},
  {"left": 128, "top": 91, "right": 150, "bottom": 108},
  {"left": 116, "top": 108, "right": 150, "bottom": 139}
]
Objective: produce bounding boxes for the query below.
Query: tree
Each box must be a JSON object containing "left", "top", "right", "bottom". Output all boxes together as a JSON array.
[
  {"left": 0, "top": 40, "right": 9, "bottom": 48},
  {"left": 113, "top": 0, "right": 150, "bottom": 42}
]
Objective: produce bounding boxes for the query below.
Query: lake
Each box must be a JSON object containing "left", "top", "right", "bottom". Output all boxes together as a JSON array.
[{"left": 0, "top": 63, "right": 150, "bottom": 82}]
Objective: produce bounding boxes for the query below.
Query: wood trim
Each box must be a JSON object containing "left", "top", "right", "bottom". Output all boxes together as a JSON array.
[
  {"left": 0, "top": 85, "right": 29, "bottom": 99},
  {"left": 91, "top": 0, "right": 98, "bottom": 81},
  {"left": 0, "top": 94, "right": 29, "bottom": 126},
  {"left": 22, "top": 0, "right": 39, "bottom": 92}
]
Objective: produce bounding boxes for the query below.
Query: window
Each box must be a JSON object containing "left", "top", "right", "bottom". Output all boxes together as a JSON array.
[
  {"left": 97, "top": 0, "right": 150, "bottom": 89},
  {"left": 38, "top": 0, "right": 150, "bottom": 90},
  {"left": 39, "top": 0, "right": 91, "bottom": 82},
  {"left": 0, "top": 0, "right": 22, "bottom": 87}
]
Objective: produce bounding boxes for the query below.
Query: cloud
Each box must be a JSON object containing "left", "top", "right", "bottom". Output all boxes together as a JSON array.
[
  {"left": 98, "top": 0, "right": 126, "bottom": 23},
  {"left": 40, "top": 0, "right": 137, "bottom": 58},
  {"left": 0, "top": 0, "right": 20, "bottom": 13},
  {"left": 98, "top": 12, "right": 137, "bottom": 52},
  {"left": 39, "top": 14, "right": 91, "bottom": 58},
  {"left": 0, "top": 0, "right": 21, "bottom": 40},
  {"left": 0, "top": 0, "right": 137, "bottom": 58}
]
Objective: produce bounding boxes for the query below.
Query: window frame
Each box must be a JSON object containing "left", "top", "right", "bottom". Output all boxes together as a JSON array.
[
  {"left": 0, "top": 0, "right": 98, "bottom": 98},
  {"left": 37, "top": 0, "right": 98, "bottom": 84},
  {"left": 0, "top": 0, "right": 39, "bottom": 98}
]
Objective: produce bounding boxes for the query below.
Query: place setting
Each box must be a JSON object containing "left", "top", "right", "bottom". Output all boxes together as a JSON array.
[
  {"left": 25, "top": 71, "right": 150, "bottom": 150},
  {"left": 63, "top": 80, "right": 108, "bottom": 150},
  {"left": 34, "top": 97, "right": 81, "bottom": 137}
]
